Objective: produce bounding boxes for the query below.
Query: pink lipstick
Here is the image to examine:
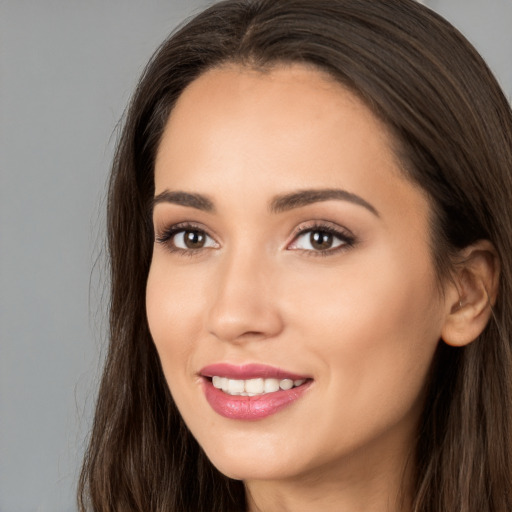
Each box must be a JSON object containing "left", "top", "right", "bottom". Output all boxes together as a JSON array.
[{"left": 200, "top": 363, "right": 312, "bottom": 420}]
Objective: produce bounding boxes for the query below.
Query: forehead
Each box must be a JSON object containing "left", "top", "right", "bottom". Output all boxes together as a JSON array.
[
  {"left": 154, "top": 64, "right": 429, "bottom": 226},
  {"left": 160, "top": 63, "right": 388, "bottom": 140},
  {"left": 157, "top": 65, "right": 398, "bottom": 179}
]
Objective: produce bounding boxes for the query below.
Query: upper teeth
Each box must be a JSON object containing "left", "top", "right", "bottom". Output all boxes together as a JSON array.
[{"left": 212, "top": 376, "right": 306, "bottom": 396}]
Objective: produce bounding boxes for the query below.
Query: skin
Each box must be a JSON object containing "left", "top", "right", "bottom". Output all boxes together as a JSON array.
[{"left": 146, "top": 64, "right": 471, "bottom": 511}]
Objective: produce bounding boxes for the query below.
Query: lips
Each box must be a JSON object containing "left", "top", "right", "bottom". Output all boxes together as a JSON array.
[
  {"left": 201, "top": 363, "right": 310, "bottom": 380},
  {"left": 200, "top": 363, "right": 312, "bottom": 420}
]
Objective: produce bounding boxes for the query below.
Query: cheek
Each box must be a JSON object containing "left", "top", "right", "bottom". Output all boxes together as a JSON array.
[
  {"left": 286, "top": 250, "right": 443, "bottom": 410},
  {"left": 288, "top": 247, "right": 441, "bottom": 341},
  {"left": 146, "top": 259, "right": 207, "bottom": 378}
]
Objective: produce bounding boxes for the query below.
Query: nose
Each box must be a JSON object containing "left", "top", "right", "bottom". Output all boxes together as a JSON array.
[{"left": 206, "top": 248, "right": 284, "bottom": 344}]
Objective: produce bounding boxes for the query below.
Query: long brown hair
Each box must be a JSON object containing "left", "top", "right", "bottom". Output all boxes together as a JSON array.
[{"left": 79, "top": 1, "right": 512, "bottom": 510}]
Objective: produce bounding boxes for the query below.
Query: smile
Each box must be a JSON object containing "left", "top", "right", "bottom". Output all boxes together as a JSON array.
[
  {"left": 212, "top": 376, "right": 306, "bottom": 396},
  {"left": 200, "top": 363, "right": 312, "bottom": 420}
]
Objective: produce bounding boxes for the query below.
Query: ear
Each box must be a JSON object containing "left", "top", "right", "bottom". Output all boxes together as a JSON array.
[{"left": 441, "top": 240, "right": 500, "bottom": 347}]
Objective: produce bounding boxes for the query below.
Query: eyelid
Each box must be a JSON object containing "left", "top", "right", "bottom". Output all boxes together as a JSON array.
[
  {"left": 154, "top": 219, "right": 356, "bottom": 256},
  {"left": 287, "top": 221, "right": 356, "bottom": 254},
  {"left": 155, "top": 221, "right": 220, "bottom": 252}
]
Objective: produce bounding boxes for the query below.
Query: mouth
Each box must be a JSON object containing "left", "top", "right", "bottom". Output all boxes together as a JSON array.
[
  {"left": 200, "top": 363, "right": 313, "bottom": 420},
  {"left": 209, "top": 376, "right": 307, "bottom": 396}
]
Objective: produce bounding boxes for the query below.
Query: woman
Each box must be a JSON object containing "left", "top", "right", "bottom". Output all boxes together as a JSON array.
[{"left": 79, "top": 0, "right": 512, "bottom": 510}]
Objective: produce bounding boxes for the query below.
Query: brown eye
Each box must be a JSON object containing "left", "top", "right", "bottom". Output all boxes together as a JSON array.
[
  {"left": 288, "top": 225, "right": 354, "bottom": 254},
  {"left": 183, "top": 230, "right": 206, "bottom": 249},
  {"left": 310, "top": 231, "right": 334, "bottom": 250},
  {"left": 164, "top": 228, "right": 218, "bottom": 251}
]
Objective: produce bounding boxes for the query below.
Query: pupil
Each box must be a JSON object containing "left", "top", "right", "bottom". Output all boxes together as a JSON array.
[
  {"left": 185, "top": 230, "right": 205, "bottom": 249},
  {"left": 310, "top": 231, "right": 333, "bottom": 250}
]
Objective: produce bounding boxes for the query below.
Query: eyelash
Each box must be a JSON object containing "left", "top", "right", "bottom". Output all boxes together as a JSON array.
[
  {"left": 289, "top": 222, "right": 356, "bottom": 257},
  {"left": 155, "top": 221, "right": 356, "bottom": 257},
  {"left": 155, "top": 222, "right": 216, "bottom": 256}
]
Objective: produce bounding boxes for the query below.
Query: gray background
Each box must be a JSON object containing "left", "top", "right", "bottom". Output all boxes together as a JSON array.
[{"left": 0, "top": 1, "right": 510, "bottom": 510}]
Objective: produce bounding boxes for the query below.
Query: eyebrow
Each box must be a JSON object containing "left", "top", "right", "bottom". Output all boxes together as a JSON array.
[
  {"left": 152, "top": 190, "right": 215, "bottom": 212},
  {"left": 270, "top": 188, "right": 379, "bottom": 216},
  {"left": 152, "top": 188, "right": 379, "bottom": 217}
]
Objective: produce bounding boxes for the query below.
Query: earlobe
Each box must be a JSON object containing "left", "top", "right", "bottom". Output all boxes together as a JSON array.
[{"left": 441, "top": 240, "right": 500, "bottom": 347}]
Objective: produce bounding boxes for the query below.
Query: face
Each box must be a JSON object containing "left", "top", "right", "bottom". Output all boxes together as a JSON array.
[{"left": 146, "top": 65, "right": 449, "bottom": 485}]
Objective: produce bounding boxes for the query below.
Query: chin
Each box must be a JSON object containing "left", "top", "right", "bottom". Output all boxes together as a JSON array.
[
  {"left": 208, "top": 456, "right": 289, "bottom": 481},
  {"left": 199, "top": 433, "right": 314, "bottom": 482}
]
